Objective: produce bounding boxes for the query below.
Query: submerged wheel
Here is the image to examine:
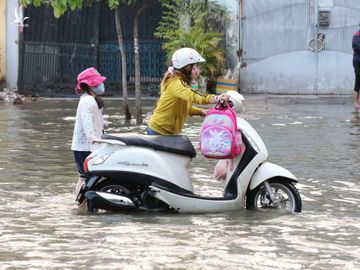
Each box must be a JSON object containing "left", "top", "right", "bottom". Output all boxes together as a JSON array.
[
  {"left": 94, "top": 179, "right": 133, "bottom": 195},
  {"left": 246, "top": 179, "right": 302, "bottom": 212},
  {"left": 98, "top": 183, "right": 131, "bottom": 195},
  {"left": 87, "top": 179, "right": 134, "bottom": 212}
]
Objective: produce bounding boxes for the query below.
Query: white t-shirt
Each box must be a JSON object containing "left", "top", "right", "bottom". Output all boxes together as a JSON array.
[{"left": 71, "top": 93, "right": 104, "bottom": 152}]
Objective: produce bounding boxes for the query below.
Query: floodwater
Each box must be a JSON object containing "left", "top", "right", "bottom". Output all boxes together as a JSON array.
[{"left": 0, "top": 95, "right": 359, "bottom": 270}]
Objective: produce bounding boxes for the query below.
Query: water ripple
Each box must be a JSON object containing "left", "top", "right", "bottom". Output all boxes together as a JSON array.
[{"left": 0, "top": 99, "right": 359, "bottom": 269}]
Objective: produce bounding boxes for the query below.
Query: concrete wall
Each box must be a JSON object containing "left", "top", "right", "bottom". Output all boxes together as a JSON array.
[
  {"left": 240, "top": 50, "right": 353, "bottom": 94},
  {"left": 6, "top": 0, "right": 19, "bottom": 89},
  {"left": 0, "top": 0, "right": 6, "bottom": 82}
]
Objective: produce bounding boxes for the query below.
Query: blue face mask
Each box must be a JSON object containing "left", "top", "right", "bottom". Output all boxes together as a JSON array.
[{"left": 90, "top": 83, "right": 105, "bottom": 95}]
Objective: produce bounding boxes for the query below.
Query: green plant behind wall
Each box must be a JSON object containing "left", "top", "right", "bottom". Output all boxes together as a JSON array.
[{"left": 155, "top": 0, "right": 227, "bottom": 79}]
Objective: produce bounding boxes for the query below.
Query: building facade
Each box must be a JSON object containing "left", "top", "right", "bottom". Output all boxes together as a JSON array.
[
  {"left": 1, "top": 0, "right": 20, "bottom": 90},
  {"left": 7, "top": 1, "right": 20, "bottom": 90},
  {"left": 3, "top": 0, "right": 359, "bottom": 94}
]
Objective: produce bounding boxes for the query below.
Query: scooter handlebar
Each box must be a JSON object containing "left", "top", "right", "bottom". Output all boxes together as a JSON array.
[{"left": 217, "top": 96, "right": 233, "bottom": 108}]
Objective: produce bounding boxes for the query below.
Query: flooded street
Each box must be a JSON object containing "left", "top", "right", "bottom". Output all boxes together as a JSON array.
[{"left": 0, "top": 95, "right": 359, "bottom": 269}]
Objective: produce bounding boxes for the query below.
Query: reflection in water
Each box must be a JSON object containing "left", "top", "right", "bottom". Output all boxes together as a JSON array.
[
  {"left": 349, "top": 111, "right": 360, "bottom": 146},
  {"left": 351, "top": 110, "right": 360, "bottom": 127},
  {"left": 352, "top": 110, "right": 360, "bottom": 122},
  {"left": 0, "top": 98, "right": 359, "bottom": 270}
]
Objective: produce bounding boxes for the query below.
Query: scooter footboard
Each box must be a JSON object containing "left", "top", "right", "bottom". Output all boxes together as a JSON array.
[
  {"left": 149, "top": 185, "right": 244, "bottom": 213},
  {"left": 249, "top": 162, "right": 297, "bottom": 190}
]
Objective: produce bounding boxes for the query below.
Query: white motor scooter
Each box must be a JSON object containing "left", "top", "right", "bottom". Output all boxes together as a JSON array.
[{"left": 77, "top": 97, "right": 302, "bottom": 213}]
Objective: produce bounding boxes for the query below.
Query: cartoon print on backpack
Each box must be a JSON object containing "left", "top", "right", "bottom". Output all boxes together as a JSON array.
[
  {"left": 208, "top": 127, "right": 232, "bottom": 155},
  {"left": 201, "top": 114, "right": 233, "bottom": 156},
  {"left": 200, "top": 101, "right": 242, "bottom": 159}
]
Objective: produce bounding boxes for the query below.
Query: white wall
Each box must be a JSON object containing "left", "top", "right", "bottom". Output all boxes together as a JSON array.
[
  {"left": 6, "top": 0, "right": 19, "bottom": 90},
  {"left": 240, "top": 50, "right": 353, "bottom": 94}
]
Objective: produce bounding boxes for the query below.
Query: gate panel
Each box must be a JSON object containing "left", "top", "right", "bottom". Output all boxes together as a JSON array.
[
  {"left": 19, "top": 1, "right": 165, "bottom": 95},
  {"left": 241, "top": 0, "right": 357, "bottom": 58},
  {"left": 240, "top": 0, "right": 357, "bottom": 94},
  {"left": 242, "top": 0, "right": 311, "bottom": 65},
  {"left": 20, "top": 42, "right": 97, "bottom": 94},
  {"left": 99, "top": 41, "right": 165, "bottom": 84},
  {"left": 317, "top": 0, "right": 359, "bottom": 54}
]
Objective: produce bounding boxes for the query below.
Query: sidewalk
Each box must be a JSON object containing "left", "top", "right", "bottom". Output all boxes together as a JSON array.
[
  {"left": 1, "top": 87, "right": 353, "bottom": 106},
  {"left": 243, "top": 93, "right": 353, "bottom": 105}
]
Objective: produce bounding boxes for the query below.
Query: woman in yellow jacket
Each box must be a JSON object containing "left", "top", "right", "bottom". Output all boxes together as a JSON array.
[{"left": 148, "top": 48, "right": 225, "bottom": 135}]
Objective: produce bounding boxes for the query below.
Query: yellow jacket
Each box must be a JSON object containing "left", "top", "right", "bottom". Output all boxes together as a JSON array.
[{"left": 148, "top": 76, "right": 214, "bottom": 135}]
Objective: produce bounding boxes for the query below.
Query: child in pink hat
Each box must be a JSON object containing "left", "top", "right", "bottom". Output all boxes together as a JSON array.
[{"left": 71, "top": 67, "right": 107, "bottom": 198}]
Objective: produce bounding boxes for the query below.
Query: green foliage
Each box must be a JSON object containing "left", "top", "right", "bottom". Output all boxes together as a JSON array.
[
  {"left": 20, "top": 0, "right": 91, "bottom": 18},
  {"left": 154, "top": 0, "right": 182, "bottom": 40},
  {"left": 107, "top": 0, "right": 120, "bottom": 10},
  {"left": 20, "top": 0, "right": 141, "bottom": 16},
  {"left": 155, "top": 0, "right": 227, "bottom": 78}
]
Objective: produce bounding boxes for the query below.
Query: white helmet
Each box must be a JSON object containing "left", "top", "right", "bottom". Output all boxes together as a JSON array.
[
  {"left": 227, "top": 90, "right": 245, "bottom": 113},
  {"left": 171, "top": 48, "right": 205, "bottom": 69}
]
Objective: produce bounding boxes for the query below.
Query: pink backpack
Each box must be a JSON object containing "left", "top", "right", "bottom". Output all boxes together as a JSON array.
[{"left": 200, "top": 104, "right": 242, "bottom": 159}]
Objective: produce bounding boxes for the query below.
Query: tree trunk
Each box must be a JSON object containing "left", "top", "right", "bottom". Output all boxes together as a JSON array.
[
  {"left": 115, "top": 7, "right": 131, "bottom": 122},
  {"left": 182, "top": 0, "right": 191, "bottom": 32},
  {"left": 133, "top": 4, "right": 148, "bottom": 125}
]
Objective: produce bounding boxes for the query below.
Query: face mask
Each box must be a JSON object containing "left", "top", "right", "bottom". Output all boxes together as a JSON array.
[{"left": 90, "top": 83, "right": 105, "bottom": 95}]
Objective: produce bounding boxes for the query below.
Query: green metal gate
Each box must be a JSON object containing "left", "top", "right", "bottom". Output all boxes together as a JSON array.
[{"left": 18, "top": 1, "right": 166, "bottom": 96}]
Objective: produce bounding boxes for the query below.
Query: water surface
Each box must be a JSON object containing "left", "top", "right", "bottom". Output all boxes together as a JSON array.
[{"left": 0, "top": 96, "right": 359, "bottom": 269}]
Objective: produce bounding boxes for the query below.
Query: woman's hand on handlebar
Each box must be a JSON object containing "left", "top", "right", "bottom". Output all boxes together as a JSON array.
[
  {"left": 218, "top": 94, "right": 230, "bottom": 104},
  {"left": 210, "top": 94, "right": 230, "bottom": 104}
]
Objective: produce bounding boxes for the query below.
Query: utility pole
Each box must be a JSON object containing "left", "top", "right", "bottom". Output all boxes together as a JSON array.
[{"left": 314, "top": 0, "right": 319, "bottom": 95}]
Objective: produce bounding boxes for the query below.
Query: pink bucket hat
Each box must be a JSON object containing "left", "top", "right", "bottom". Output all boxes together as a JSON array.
[{"left": 76, "top": 67, "right": 107, "bottom": 93}]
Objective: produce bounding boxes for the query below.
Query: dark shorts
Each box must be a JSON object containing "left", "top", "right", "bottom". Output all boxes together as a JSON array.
[
  {"left": 73, "top": 151, "right": 91, "bottom": 177},
  {"left": 353, "top": 60, "right": 360, "bottom": 92}
]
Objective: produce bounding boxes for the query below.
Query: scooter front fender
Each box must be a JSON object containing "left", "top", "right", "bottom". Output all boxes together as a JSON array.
[{"left": 249, "top": 162, "right": 297, "bottom": 190}]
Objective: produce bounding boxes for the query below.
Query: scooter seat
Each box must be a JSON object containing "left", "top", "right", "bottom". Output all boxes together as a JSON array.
[{"left": 101, "top": 133, "right": 196, "bottom": 158}]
